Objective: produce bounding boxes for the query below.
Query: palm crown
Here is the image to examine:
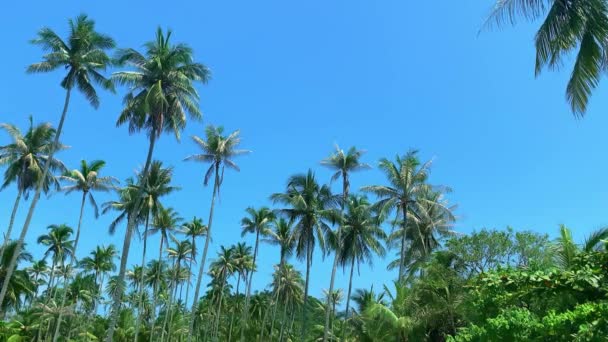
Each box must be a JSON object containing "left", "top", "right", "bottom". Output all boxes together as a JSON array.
[
  {"left": 27, "top": 14, "right": 115, "bottom": 107},
  {"left": 61, "top": 160, "right": 118, "bottom": 217}
]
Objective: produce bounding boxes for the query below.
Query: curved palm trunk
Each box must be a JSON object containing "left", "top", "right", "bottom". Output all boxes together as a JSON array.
[
  {"left": 134, "top": 212, "right": 151, "bottom": 341},
  {"left": 150, "top": 234, "right": 165, "bottom": 342},
  {"left": 188, "top": 165, "right": 220, "bottom": 342},
  {"left": 240, "top": 230, "right": 260, "bottom": 341},
  {"left": 53, "top": 191, "right": 87, "bottom": 342},
  {"left": 105, "top": 132, "right": 157, "bottom": 342},
  {"left": 0, "top": 189, "right": 23, "bottom": 266},
  {"left": 301, "top": 238, "right": 312, "bottom": 341},
  {"left": 398, "top": 204, "right": 408, "bottom": 282},
  {"left": 227, "top": 273, "right": 241, "bottom": 342},
  {"left": 0, "top": 88, "right": 71, "bottom": 313}
]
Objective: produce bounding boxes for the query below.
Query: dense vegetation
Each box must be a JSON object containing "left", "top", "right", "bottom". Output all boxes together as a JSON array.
[{"left": 3, "top": 2, "right": 608, "bottom": 340}]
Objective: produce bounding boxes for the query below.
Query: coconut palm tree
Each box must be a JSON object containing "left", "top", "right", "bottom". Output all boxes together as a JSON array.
[
  {"left": 133, "top": 161, "right": 178, "bottom": 341},
  {"left": 108, "top": 28, "right": 209, "bottom": 341},
  {"left": 339, "top": 195, "right": 386, "bottom": 322},
  {"left": 0, "top": 15, "right": 115, "bottom": 310},
  {"left": 240, "top": 206, "right": 275, "bottom": 337},
  {"left": 209, "top": 246, "right": 236, "bottom": 339},
  {"left": 227, "top": 242, "right": 253, "bottom": 342},
  {"left": 264, "top": 218, "right": 295, "bottom": 268},
  {"left": 80, "top": 244, "right": 117, "bottom": 313},
  {"left": 271, "top": 170, "right": 339, "bottom": 340},
  {"left": 182, "top": 217, "right": 207, "bottom": 308},
  {"left": 27, "top": 260, "right": 48, "bottom": 301},
  {"left": 0, "top": 118, "right": 65, "bottom": 266},
  {"left": 484, "top": 0, "right": 608, "bottom": 116},
  {"left": 36, "top": 224, "right": 74, "bottom": 301},
  {"left": 185, "top": 125, "right": 249, "bottom": 341},
  {"left": 53, "top": 160, "right": 117, "bottom": 341},
  {"left": 162, "top": 236, "right": 193, "bottom": 340},
  {"left": 320, "top": 145, "right": 369, "bottom": 341},
  {"left": 273, "top": 263, "right": 304, "bottom": 342},
  {"left": 362, "top": 150, "right": 435, "bottom": 282}
]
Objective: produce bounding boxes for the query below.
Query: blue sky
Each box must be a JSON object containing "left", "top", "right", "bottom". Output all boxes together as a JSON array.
[{"left": 2, "top": 0, "right": 608, "bottom": 304}]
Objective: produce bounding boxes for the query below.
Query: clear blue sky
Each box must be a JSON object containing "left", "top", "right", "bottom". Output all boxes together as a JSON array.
[{"left": 2, "top": 0, "right": 608, "bottom": 303}]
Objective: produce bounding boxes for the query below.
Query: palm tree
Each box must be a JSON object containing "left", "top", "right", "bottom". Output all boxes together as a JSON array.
[
  {"left": 133, "top": 160, "right": 178, "bottom": 341},
  {"left": 80, "top": 245, "right": 118, "bottom": 313},
  {"left": 362, "top": 150, "right": 434, "bottom": 282},
  {"left": 273, "top": 264, "right": 304, "bottom": 342},
  {"left": 484, "top": 0, "right": 608, "bottom": 116},
  {"left": 264, "top": 218, "right": 295, "bottom": 267},
  {"left": 148, "top": 207, "right": 182, "bottom": 339},
  {"left": 0, "top": 117, "right": 65, "bottom": 266},
  {"left": 271, "top": 170, "right": 339, "bottom": 340},
  {"left": 552, "top": 224, "right": 608, "bottom": 269},
  {"left": 228, "top": 242, "right": 253, "bottom": 342},
  {"left": 322, "top": 289, "right": 343, "bottom": 322},
  {"left": 320, "top": 145, "right": 369, "bottom": 341},
  {"left": 240, "top": 206, "right": 275, "bottom": 338},
  {"left": 185, "top": 125, "right": 249, "bottom": 341},
  {"left": 36, "top": 224, "right": 74, "bottom": 301},
  {"left": 53, "top": 160, "right": 117, "bottom": 341},
  {"left": 209, "top": 246, "right": 236, "bottom": 339},
  {"left": 163, "top": 236, "right": 193, "bottom": 339},
  {"left": 27, "top": 260, "right": 48, "bottom": 301},
  {"left": 339, "top": 195, "right": 386, "bottom": 322},
  {"left": 0, "top": 15, "right": 115, "bottom": 310},
  {"left": 108, "top": 27, "right": 209, "bottom": 341},
  {"left": 182, "top": 217, "right": 207, "bottom": 308}
]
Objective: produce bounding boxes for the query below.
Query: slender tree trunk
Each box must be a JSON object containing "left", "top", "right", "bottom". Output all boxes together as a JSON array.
[
  {"left": 240, "top": 230, "right": 260, "bottom": 341},
  {"left": 269, "top": 276, "right": 281, "bottom": 341},
  {"left": 398, "top": 203, "right": 408, "bottom": 282},
  {"left": 53, "top": 191, "right": 87, "bottom": 342},
  {"left": 344, "top": 256, "right": 355, "bottom": 321},
  {"left": 0, "top": 88, "right": 71, "bottom": 313},
  {"left": 301, "top": 239, "right": 312, "bottom": 341},
  {"left": 288, "top": 308, "right": 296, "bottom": 340},
  {"left": 135, "top": 212, "right": 151, "bottom": 341},
  {"left": 278, "top": 301, "right": 288, "bottom": 342},
  {"left": 213, "top": 282, "right": 226, "bottom": 340},
  {"left": 188, "top": 165, "right": 220, "bottom": 342},
  {"left": 163, "top": 263, "right": 180, "bottom": 341},
  {"left": 185, "top": 236, "right": 196, "bottom": 309},
  {"left": 150, "top": 234, "right": 165, "bottom": 342},
  {"left": 0, "top": 189, "right": 22, "bottom": 266},
  {"left": 105, "top": 133, "right": 157, "bottom": 342},
  {"left": 228, "top": 274, "right": 241, "bottom": 342}
]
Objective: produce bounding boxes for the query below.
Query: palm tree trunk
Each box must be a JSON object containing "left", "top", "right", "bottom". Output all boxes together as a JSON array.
[
  {"left": 53, "top": 191, "right": 87, "bottom": 342},
  {"left": 161, "top": 262, "right": 177, "bottom": 342},
  {"left": 344, "top": 256, "right": 355, "bottom": 321},
  {"left": 185, "top": 237, "right": 196, "bottom": 309},
  {"left": 0, "top": 189, "right": 23, "bottom": 266},
  {"left": 164, "top": 263, "right": 181, "bottom": 341},
  {"left": 188, "top": 165, "right": 220, "bottom": 342},
  {"left": 106, "top": 132, "right": 157, "bottom": 342},
  {"left": 135, "top": 212, "right": 151, "bottom": 341},
  {"left": 269, "top": 278, "right": 281, "bottom": 341},
  {"left": 301, "top": 238, "right": 312, "bottom": 341},
  {"left": 288, "top": 307, "right": 296, "bottom": 340},
  {"left": 150, "top": 235, "right": 165, "bottom": 342},
  {"left": 0, "top": 88, "right": 72, "bottom": 313},
  {"left": 240, "top": 230, "right": 260, "bottom": 341},
  {"left": 398, "top": 204, "right": 408, "bottom": 282},
  {"left": 228, "top": 273, "right": 241, "bottom": 342},
  {"left": 214, "top": 282, "right": 226, "bottom": 340}
]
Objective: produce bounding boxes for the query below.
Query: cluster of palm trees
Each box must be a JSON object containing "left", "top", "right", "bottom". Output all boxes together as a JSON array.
[{"left": 0, "top": 13, "right": 460, "bottom": 342}]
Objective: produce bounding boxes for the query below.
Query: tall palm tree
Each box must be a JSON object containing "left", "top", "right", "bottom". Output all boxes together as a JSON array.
[
  {"left": 264, "top": 218, "right": 295, "bottom": 267},
  {"left": 0, "top": 241, "right": 34, "bottom": 314},
  {"left": 339, "top": 195, "right": 386, "bottom": 322},
  {"left": 108, "top": 27, "right": 209, "bottom": 341},
  {"left": 0, "top": 15, "right": 115, "bottom": 310},
  {"left": 322, "top": 289, "right": 343, "bottom": 323},
  {"left": 53, "top": 160, "right": 117, "bottom": 341},
  {"left": 320, "top": 145, "right": 369, "bottom": 341},
  {"left": 240, "top": 206, "right": 275, "bottom": 338},
  {"left": 182, "top": 217, "right": 207, "bottom": 308},
  {"left": 0, "top": 118, "right": 65, "bottom": 268},
  {"left": 185, "top": 125, "right": 249, "bottom": 341},
  {"left": 209, "top": 246, "right": 236, "bottom": 339},
  {"left": 27, "top": 260, "right": 48, "bottom": 301},
  {"left": 273, "top": 263, "right": 304, "bottom": 342},
  {"left": 36, "top": 224, "right": 74, "bottom": 301},
  {"left": 271, "top": 170, "right": 338, "bottom": 340},
  {"left": 228, "top": 242, "right": 253, "bottom": 342},
  {"left": 79, "top": 244, "right": 117, "bottom": 313},
  {"left": 132, "top": 160, "right": 178, "bottom": 341},
  {"left": 148, "top": 207, "right": 182, "bottom": 339},
  {"left": 362, "top": 150, "right": 434, "bottom": 282},
  {"left": 162, "top": 236, "right": 193, "bottom": 340},
  {"left": 484, "top": 0, "right": 608, "bottom": 116}
]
